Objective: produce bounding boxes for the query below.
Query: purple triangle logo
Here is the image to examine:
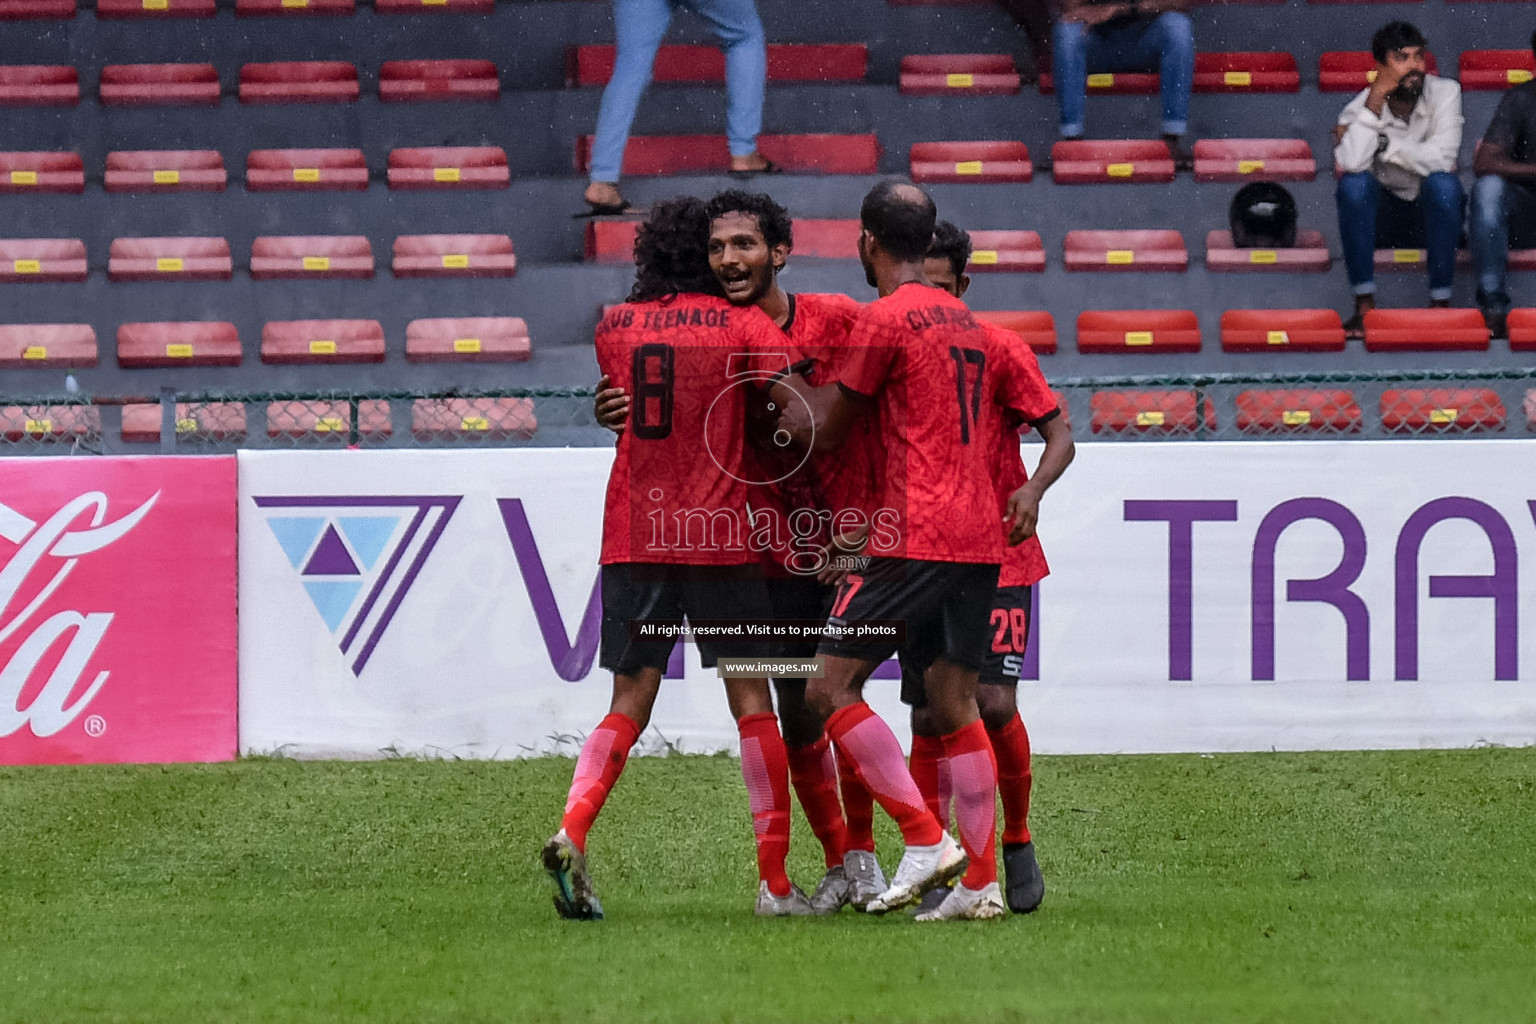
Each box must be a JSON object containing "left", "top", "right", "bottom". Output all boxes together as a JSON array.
[{"left": 303, "top": 524, "right": 361, "bottom": 576}]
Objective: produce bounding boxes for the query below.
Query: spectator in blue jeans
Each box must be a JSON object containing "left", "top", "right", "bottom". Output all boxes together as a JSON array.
[
  {"left": 1468, "top": 29, "right": 1536, "bottom": 341},
  {"left": 1051, "top": 0, "right": 1195, "bottom": 164},
  {"left": 1333, "top": 21, "right": 1464, "bottom": 337},
  {"left": 583, "top": 0, "right": 773, "bottom": 216}
]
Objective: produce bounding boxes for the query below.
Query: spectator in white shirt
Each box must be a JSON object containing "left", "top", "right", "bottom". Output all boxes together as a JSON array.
[{"left": 1333, "top": 21, "right": 1464, "bottom": 338}]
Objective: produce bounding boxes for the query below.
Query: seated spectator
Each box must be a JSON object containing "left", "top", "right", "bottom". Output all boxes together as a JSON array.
[
  {"left": 1333, "top": 21, "right": 1464, "bottom": 338},
  {"left": 1051, "top": 0, "right": 1194, "bottom": 163},
  {"left": 583, "top": 0, "right": 776, "bottom": 216},
  {"left": 994, "top": 0, "right": 1053, "bottom": 81},
  {"left": 1469, "top": 29, "right": 1536, "bottom": 341}
]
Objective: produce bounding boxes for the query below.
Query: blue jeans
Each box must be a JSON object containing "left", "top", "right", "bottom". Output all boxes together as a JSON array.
[
  {"left": 588, "top": 0, "right": 766, "bottom": 183},
  {"left": 1051, "top": 11, "right": 1194, "bottom": 137},
  {"left": 1469, "top": 174, "right": 1536, "bottom": 317},
  {"left": 1335, "top": 171, "right": 1464, "bottom": 301}
]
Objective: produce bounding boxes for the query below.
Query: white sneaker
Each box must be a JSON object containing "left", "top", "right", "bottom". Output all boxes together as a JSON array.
[
  {"left": 843, "top": 849, "right": 888, "bottom": 912},
  {"left": 542, "top": 829, "right": 603, "bottom": 920},
  {"left": 865, "top": 832, "right": 968, "bottom": 914},
  {"left": 914, "top": 881, "right": 1007, "bottom": 921},
  {"left": 808, "top": 865, "right": 851, "bottom": 914},
  {"left": 754, "top": 880, "right": 816, "bottom": 917}
]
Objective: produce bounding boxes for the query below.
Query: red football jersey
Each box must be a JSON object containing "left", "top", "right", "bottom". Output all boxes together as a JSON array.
[
  {"left": 836, "top": 282, "right": 1047, "bottom": 564},
  {"left": 596, "top": 293, "right": 789, "bottom": 565},
  {"left": 981, "top": 322, "right": 1058, "bottom": 588}
]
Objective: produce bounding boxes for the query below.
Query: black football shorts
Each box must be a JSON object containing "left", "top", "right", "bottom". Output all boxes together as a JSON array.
[
  {"left": 900, "top": 584, "right": 1032, "bottom": 707},
  {"left": 599, "top": 563, "right": 774, "bottom": 674},
  {"left": 818, "top": 557, "right": 999, "bottom": 670}
]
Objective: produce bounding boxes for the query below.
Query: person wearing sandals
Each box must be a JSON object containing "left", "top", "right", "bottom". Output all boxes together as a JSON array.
[
  {"left": 582, "top": 0, "right": 778, "bottom": 216},
  {"left": 1333, "top": 21, "right": 1464, "bottom": 339}
]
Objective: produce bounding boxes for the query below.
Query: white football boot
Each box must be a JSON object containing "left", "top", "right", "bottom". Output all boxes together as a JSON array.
[
  {"left": 914, "top": 881, "right": 1007, "bottom": 922},
  {"left": 865, "top": 832, "right": 968, "bottom": 914}
]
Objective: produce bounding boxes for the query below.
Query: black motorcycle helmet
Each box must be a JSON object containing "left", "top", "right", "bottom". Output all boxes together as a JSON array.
[{"left": 1230, "top": 182, "right": 1298, "bottom": 248}]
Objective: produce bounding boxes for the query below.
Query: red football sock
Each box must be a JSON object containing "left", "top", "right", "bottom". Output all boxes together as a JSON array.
[
  {"left": 834, "top": 742, "right": 876, "bottom": 853},
  {"left": 908, "top": 733, "right": 951, "bottom": 831},
  {"left": 943, "top": 719, "right": 998, "bottom": 888},
  {"left": 738, "top": 712, "right": 793, "bottom": 897},
  {"left": 560, "top": 711, "right": 641, "bottom": 854},
  {"left": 988, "top": 711, "right": 1034, "bottom": 846},
  {"left": 825, "top": 703, "right": 942, "bottom": 848},
  {"left": 786, "top": 735, "right": 848, "bottom": 869}
]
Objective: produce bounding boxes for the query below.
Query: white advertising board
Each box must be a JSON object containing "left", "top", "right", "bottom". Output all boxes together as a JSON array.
[{"left": 239, "top": 441, "right": 1536, "bottom": 757}]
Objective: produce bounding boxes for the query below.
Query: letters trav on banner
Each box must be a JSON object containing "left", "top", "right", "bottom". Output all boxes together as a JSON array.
[{"left": 0, "top": 456, "right": 238, "bottom": 765}]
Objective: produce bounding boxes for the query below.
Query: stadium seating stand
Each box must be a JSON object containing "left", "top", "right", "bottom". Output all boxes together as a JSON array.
[
  {"left": 1065, "top": 230, "right": 1188, "bottom": 272},
  {"left": 1219, "top": 309, "right": 1346, "bottom": 351},
  {"left": 965, "top": 230, "right": 1045, "bottom": 272},
  {"left": 117, "top": 321, "right": 241, "bottom": 367},
  {"left": 1091, "top": 390, "right": 1215, "bottom": 434},
  {"left": 1459, "top": 50, "right": 1536, "bottom": 91},
  {"left": 899, "top": 54, "right": 1020, "bottom": 96},
  {"left": 99, "top": 63, "right": 220, "bottom": 105},
  {"left": 1052, "top": 140, "right": 1176, "bottom": 183},
  {"left": 0, "top": 404, "right": 99, "bottom": 441},
  {"left": 121, "top": 402, "right": 247, "bottom": 442},
  {"left": 1380, "top": 389, "right": 1505, "bottom": 433},
  {"left": 405, "top": 317, "right": 532, "bottom": 362},
  {"left": 266, "top": 399, "right": 391, "bottom": 440},
  {"left": 393, "top": 235, "right": 517, "bottom": 278},
  {"left": 378, "top": 60, "right": 500, "bottom": 102},
  {"left": 261, "top": 319, "right": 386, "bottom": 364},
  {"left": 0, "top": 323, "right": 96, "bottom": 367},
  {"left": 108, "top": 237, "right": 233, "bottom": 281},
  {"left": 412, "top": 397, "right": 537, "bottom": 440},
  {"left": 250, "top": 236, "right": 374, "bottom": 279},
  {"left": 1235, "top": 389, "right": 1362, "bottom": 434},
  {"left": 1363, "top": 308, "right": 1490, "bottom": 352},
  {"left": 105, "top": 150, "right": 226, "bottom": 192},
  {"left": 1206, "top": 230, "right": 1331, "bottom": 272},
  {"left": 387, "top": 147, "right": 509, "bottom": 190},
  {"left": 1319, "top": 51, "right": 1437, "bottom": 93},
  {"left": 568, "top": 43, "right": 867, "bottom": 86},
  {"left": 1192, "top": 139, "right": 1316, "bottom": 182},
  {"left": 909, "top": 141, "right": 1032, "bottom": 183},
  {"left": 239, "top": 62, "right": 359, "bottom": 103},
  {"left": 247, "top": 149, "right": 369, "bottom": 191},
  {"left": 0, "top": 65, "right": 79, "bottom": 105},
  {"left": 0, "top": 238, "right": 88, "bottom": 283},
  {"left": 1078, "top": 309, "right": 1201, "bottom": 352}
]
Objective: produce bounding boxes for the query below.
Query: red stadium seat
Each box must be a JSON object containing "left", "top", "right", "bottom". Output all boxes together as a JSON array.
[
  {"left": 1192, "top": 52, "right": 1300, "bottom": 93},
  {"left": 100, "top": 63, "right": 219, "bottom": 105},
  {"left": 0, "top": 65, "right": 79, "bottom": 106},
  {"left": 0, "top": 0, "right": 76, "bottom": 16},
  {"left": 1091, "top": 390, "right": 1214, "bottom": 434},
  {"left": 412, "top": 398, "right": 537, "bottom": 440},
  {"left": 1219, "top": 309, "right": 1346, "bottom": 352},
  {"left": 899, "top": 55, "right": 1020, "bottom": 96},
  {"left": 0, "top": 238, "right": 87, "bottom": 282},
  {"left": 585, "top": 220, "right": 639, "bottom": 263},
  {"left": 1236, "top": 389, "right": 1362, "bottom": 434},
  {"left": 1193, "top": 139, "right": 1315, "bottom": 182},
  {"left": 97, "top": 0, "right": 214, "bottom": 16},
  {"left": 575, "top": 133, "right": 879, "bottom": 176},
  {"left": 393, "top": 234, "right": 516, "bottom": 278},
  {"left": 1459, "top": 50, "right": 1536, "bottom": 91},
  {"left": 966, "top": 231, "right": 1044, "bottom": 272},
  {"left": 108, "top": 236, "right": 232, "bottom": 281},
  {"left": 1078, "top": 310, "right": 1200, "bottom": 352},
  {"left": 247, "top": 148, "right": 368, "bottom": 191},
  {"left": 1363, "top": 308, "right": 1490, "bottom": 352},
  {"left": 239, "top": 62, "right": 359, "bottom": 103},
  {"left": 405, "top": 317, "right": 531, "bottom": 362},
  {"left": 261, "top": 319, "right": 385, "bottom": 364},
  {"left": 1373, "top": 247, "right": 1473, "bottom": 272},
  {"left": 0, "top": 323, "right": 96, "bottom": 367},
  {"left": 1065, "top": 230, "right": 1187, "bottom": 272},
  {"left": 121, "top": 402, "right": 247, "bottom": 443},
  {"left": 1511, "top": 249, "right": 1536, "bottom": 272},
  {"left": 0, "top": 151, "right": 84, "bottom": 193},
  {"left": 378, "top": 60, "right": 499, "bottom": 102},
  {"left": 0, "top": 404, "right": 99, "bottom": 442},
  {"left": 250, "top": 236, "right": 374, "bottom": 279},
  {"left": 267, "top": 399, "right": 391, "bottom": 440},
  {"left": 236, "top": 0, "right": 354, "bottom": 14},
  {"left": 973, "top": 310, "right": 1056, "bottom": 353},
  {"left": 791, "top": 219, "right": 860, "bottom": 259},
  {"left": 387, "top": 146, "right": 508, "bottom": 190},
  {"left": 1381, "top": 389, "right": 1504, "bottom": 434},
  {"left": 1319, "top": 51, "right": 1437, "bottom": 93},
  {"left": 1037, "top": 68, "right": 1155, "bottom": 95},
  {"left": 1051, "top": 140, "right": 1175, "bottom": 183},
  {"left": 1509, "top": 308, "right": 1536, "bottom": 350},
  {"left": 105, "top": 150, "right": 225, "bottom": 192},
  {"left": 376, "top": 0, "right": 488, "bottom": 10},
  {"left": 909, "top": 141, "right": 1032, "bottom": 183},
  {"left": 569, "top": 43, "right": 866, "bottom": 86},
  {"left": 117, "top": 321, "right": 241, "bottom": 367},
  {"left": 1205, "top": 229, "right": 1330, "bottom": 272}
]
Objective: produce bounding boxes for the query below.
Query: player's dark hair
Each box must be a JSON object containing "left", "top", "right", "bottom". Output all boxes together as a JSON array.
[
  {"left": 860, "top": 179, "right": 937, "bottom": 262},
  {"left": 703, "top": 190, "right": 794, "bottom": 252},
  {"left": 629, "top": 196, "right": 724, "bottom": 302},
  {"left": 927, "top": 220, "right": 972, "bottom": 279},
  {"left": 1371, "top": 21, "right": 1426, "bottom": 64}
]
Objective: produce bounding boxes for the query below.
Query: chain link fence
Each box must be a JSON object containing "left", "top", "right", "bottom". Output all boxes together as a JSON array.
[{"left": 0, "top": 370, "right": 1533, "bottom": 454}]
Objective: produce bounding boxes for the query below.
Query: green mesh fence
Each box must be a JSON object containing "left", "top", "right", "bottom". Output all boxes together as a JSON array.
[{"left": 0, "top": 370, "right": 1533, "bottom": 454}]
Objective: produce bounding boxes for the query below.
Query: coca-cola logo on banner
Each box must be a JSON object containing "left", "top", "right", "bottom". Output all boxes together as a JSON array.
[{"left": 0, "top": 458, "right": 238, "bottom": 765}]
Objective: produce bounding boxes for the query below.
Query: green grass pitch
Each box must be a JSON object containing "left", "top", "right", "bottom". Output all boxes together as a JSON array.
[{"left": 1, "top": 748, "right": 1534, "bottom": 1023}]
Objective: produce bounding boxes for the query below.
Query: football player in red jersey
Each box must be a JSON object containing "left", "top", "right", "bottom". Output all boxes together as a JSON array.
[
  {"left": 783, "top": 181, "right": 1052, "bottom": 920},
  {"left": 592, "top": 191, "right": 887, "bottom": 913},
  {"left": 904, "top": 222, "right": 1075, "bottom": 916},
  {"left": 544, "top": 197, "right": 815, "bottom": 920}
]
